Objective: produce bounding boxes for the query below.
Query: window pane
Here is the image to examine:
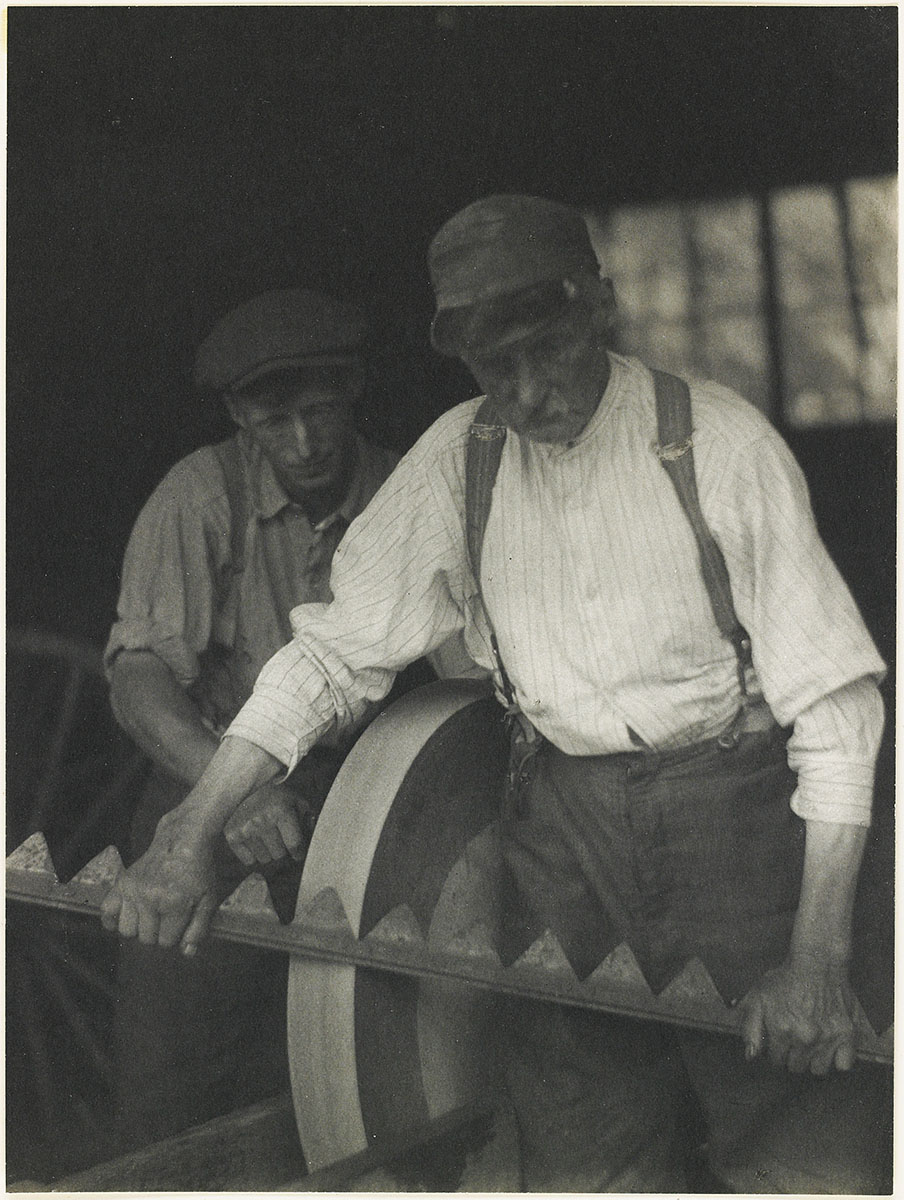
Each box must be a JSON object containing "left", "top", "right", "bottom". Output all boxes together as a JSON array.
[
  {"left": 588, "top": 178, "right": 896, "bottom": 427},
  {"left": 846, "top": 176, "right": 896, "bottom": 304},
  {"left": 772, "top": 179, "right": 896, "bottom": 425},
  {"left": 587, "top": 199, "right": 771, "bottom": 414},
  {"left": 591, "top": 204, "right": 690, "bottom": 324},
  {"left": 685, "top": 201, "right": 769, "bottom": 410},
  {"left": 845, "top": 176, "right": 897, "bottom": 422}
]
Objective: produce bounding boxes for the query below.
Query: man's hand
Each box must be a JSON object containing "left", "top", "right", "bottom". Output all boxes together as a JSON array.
[
  {"left": 738, "top": 955, "right": 857, "bottom": 1075},
  {"left": 100, "top": 810, "right": 218, "bottom": 957},
  {"left": 223, "top": 783, "right": 309, "bottom": 867}
]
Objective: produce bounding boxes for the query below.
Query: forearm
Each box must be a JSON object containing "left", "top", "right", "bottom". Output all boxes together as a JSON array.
[
  {"left": 110, "top": 650, "right": 219, "bottom": 785},
  {"left": 738, "top": 819, "right": 868, "bottom": 1072},
  {"left": 784, "top": 681, "right": 879, "bottom": 961},
  {"left": 789, "top": 819, "right": 868, "bottom": 968},
  {"left": 166, "top": 734, "right": 284, "bottom": 851}
]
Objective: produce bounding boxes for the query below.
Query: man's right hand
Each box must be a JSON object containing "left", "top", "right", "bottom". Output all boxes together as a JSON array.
[{"left": 100, "top": 811, "right": 219, "bottom": 956}]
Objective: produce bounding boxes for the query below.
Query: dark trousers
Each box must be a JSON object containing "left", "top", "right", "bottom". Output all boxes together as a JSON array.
[
  {"left": 497, "top": 729, "right": 890, "bottom": 1192},
  {"left": 112, "top": 756, "right": 337, "bottom": 1152}
]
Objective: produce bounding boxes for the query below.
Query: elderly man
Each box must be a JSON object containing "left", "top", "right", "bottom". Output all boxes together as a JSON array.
[
  {"left": 102, "top": 200, "right": 885, "bottom": 1190},
  {"left": 104, "top": 287, "right": 409, "bottom": 1147}
]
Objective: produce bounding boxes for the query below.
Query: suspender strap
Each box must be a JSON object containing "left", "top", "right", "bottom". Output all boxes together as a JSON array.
[
  {"left": 212, "top": 437, "right": 250, "bottom": 574},
  {"left": 465, "top": 401, "right": 519, "bottom": 711},
  {"left": 652, "top": 369, "right": 752, "bottom": 694},
  {"left": 464, "top": 371, "right": 754, "bottom": 715},
  {"left": 466, "top": 402, "right": 507, "bottom": 584}
]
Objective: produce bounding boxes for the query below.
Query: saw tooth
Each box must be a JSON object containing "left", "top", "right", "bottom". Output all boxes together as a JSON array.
[
  {"left": 875, "top": 1023, "right": 894, "bottom": 1057},
  {"left": 511, "top": 930, "right": 576, "bottom": 977},
  {"left": 439, "top": 920, "right": 503, "bottom": 966},
  {"left": 294, "top": 885, "right": 353, "bottom": 934},
  {"left": 655, "top": 957, "right": 727, "bottom": 1011},
  {"left": 68, "top": 845, "right": 123, "bottom": 889},
  {"left": 6, "top": 832, "right": 58, "bottom": 880},
  {"left": 364, "top": 904, "right": 425, "bottom": 946},
  {"left": 585, "top": 942, "right": 652, "bottom": 995},
  {"left": 220, "top": 873, "right": 279, "bottom": 920}
]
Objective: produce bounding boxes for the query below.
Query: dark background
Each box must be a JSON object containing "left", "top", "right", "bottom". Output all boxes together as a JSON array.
[
  {"left": 7, "top": 5, "right": 897, "bottom": 652},
  {"left": 5, "top": 6, "right": 897, "bottom": 1183}
]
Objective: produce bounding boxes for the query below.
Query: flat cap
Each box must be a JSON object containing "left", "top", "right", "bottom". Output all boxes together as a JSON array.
[
  {"left": 193, "top": 288, "right": 366, "bottom": 392},
  {"left": 429, "top": 194, "right": 599, "bottom": 354}
]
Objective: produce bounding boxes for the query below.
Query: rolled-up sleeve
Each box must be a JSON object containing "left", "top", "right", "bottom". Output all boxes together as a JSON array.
[
  {"left": 787, "top": 677, "right": 885, "bottom": 826},
  {"left": 227, "top": 415, "right": 477, "bottom": 771},
  {"left": 104, "top": 460, "right": 226, "bottom": 686}
]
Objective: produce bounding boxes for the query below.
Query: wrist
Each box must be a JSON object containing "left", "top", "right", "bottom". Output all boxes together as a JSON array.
[
  {"left": 156, "top": 803, "right": 217, "bottom": 858},
  {"left": 786, "top": 936, "right": 852, "bottom": 973}
]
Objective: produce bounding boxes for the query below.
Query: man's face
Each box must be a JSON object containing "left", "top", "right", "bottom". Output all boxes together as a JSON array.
[
  {"left": 228, "top": 366, "right": 360, "bottom": 503},
  {"left": 458, "top": 281, "right": 614, "bottom": 444}
]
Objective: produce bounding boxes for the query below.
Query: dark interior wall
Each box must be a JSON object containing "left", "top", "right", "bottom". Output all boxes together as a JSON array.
[
  {"left": 7, "top": 5, "right": 897, "bottom": 647},
  {"left": 6, "top": 16, "right": 896, "bottom": 1181}
]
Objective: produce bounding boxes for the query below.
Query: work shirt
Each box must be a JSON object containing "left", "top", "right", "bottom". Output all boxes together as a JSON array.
[
  {"left": 228, "top": 354, "right": 885, "bottom": 825},
  {"left": 105, "top": 429, "right": 399, "bottom": 734}
]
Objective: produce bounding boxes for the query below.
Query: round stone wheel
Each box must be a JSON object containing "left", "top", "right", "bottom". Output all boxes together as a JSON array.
[{"left": 287, "top": 679, "right": 509, "bottom": 1172}]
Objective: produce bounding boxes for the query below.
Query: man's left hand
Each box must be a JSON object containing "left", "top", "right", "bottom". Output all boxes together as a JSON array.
[{"left": 738, "top": 956, "right": 857, "bottom": 1075}]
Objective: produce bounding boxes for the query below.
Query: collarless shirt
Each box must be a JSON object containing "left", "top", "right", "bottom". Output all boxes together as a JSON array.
[{"left": 228, "top": 354, "right": 885, "bottom": 825}]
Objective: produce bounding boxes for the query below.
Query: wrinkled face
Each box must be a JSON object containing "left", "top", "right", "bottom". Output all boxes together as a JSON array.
[
  {"left": 458, "top": 278, "right": 615, "bottom": 444},
  {"left": 227, "top": 364, "right": 361, "bottom": 503}
]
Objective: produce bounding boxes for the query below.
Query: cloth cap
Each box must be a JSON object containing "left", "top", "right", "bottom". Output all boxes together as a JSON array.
[
  {"left": 429, "top": 194, "right": 599, "bottom": 355},
  {"left": 193, "top": 288, "right": 366, "bottom": 392}
]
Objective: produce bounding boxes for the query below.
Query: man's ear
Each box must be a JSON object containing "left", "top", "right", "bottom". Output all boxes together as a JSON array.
[
  {"left": 224, "top": 394, "right": 247, "bottom": 428},
  {"left": 572, "top": 270, "right": 616, "bottom": 310}
]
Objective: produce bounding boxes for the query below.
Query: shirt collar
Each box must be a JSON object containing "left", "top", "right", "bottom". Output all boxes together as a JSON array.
[
  {"left": 236, "top": 429, "right": 364, "bottom": 529},
  {"left": 525, "top": 351, "right": 626, "bottom": 459}
]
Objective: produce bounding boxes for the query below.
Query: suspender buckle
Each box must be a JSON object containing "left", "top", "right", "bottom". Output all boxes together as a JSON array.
[
  {"left": 504, "top": 702, "right": 539, "bottom": 747},
  {"left": 470, "top": 423, "right": 507, "bottom": 442},
  {"left": 653, "top": 436, "right": 694, "bottom": 462},
  {"left": 733, "top": 633, "right": 753, "bottom": 665},
  {"left": 503, "top": 704, "right": 543, "bottom": 818}
]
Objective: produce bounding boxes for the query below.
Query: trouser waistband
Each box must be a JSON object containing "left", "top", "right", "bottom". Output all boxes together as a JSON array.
[
  {"left": 620, "top": 704, "right": 783, "bottom": 768},
  {"left": 504, "top": 701, "right": 783, "bottom": 815}
]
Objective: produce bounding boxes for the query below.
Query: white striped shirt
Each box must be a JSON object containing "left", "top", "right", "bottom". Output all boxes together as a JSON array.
[{"left": 229, "top": 354, "right": 885, "bottom": 825}]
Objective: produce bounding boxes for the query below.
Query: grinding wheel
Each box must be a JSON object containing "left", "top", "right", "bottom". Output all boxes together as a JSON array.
[{"left": 287, "top": 679, "right": 508, "bottom": 1171}]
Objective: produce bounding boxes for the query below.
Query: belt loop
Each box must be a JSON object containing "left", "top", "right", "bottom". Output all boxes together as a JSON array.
[{"left": 627, "top": 747, "right": 660, "bottom": 780}]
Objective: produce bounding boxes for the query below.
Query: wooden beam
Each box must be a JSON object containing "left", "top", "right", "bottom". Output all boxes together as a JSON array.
[{"left": 43, "top": 1095, "right": 305, "bottom": 1192}]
